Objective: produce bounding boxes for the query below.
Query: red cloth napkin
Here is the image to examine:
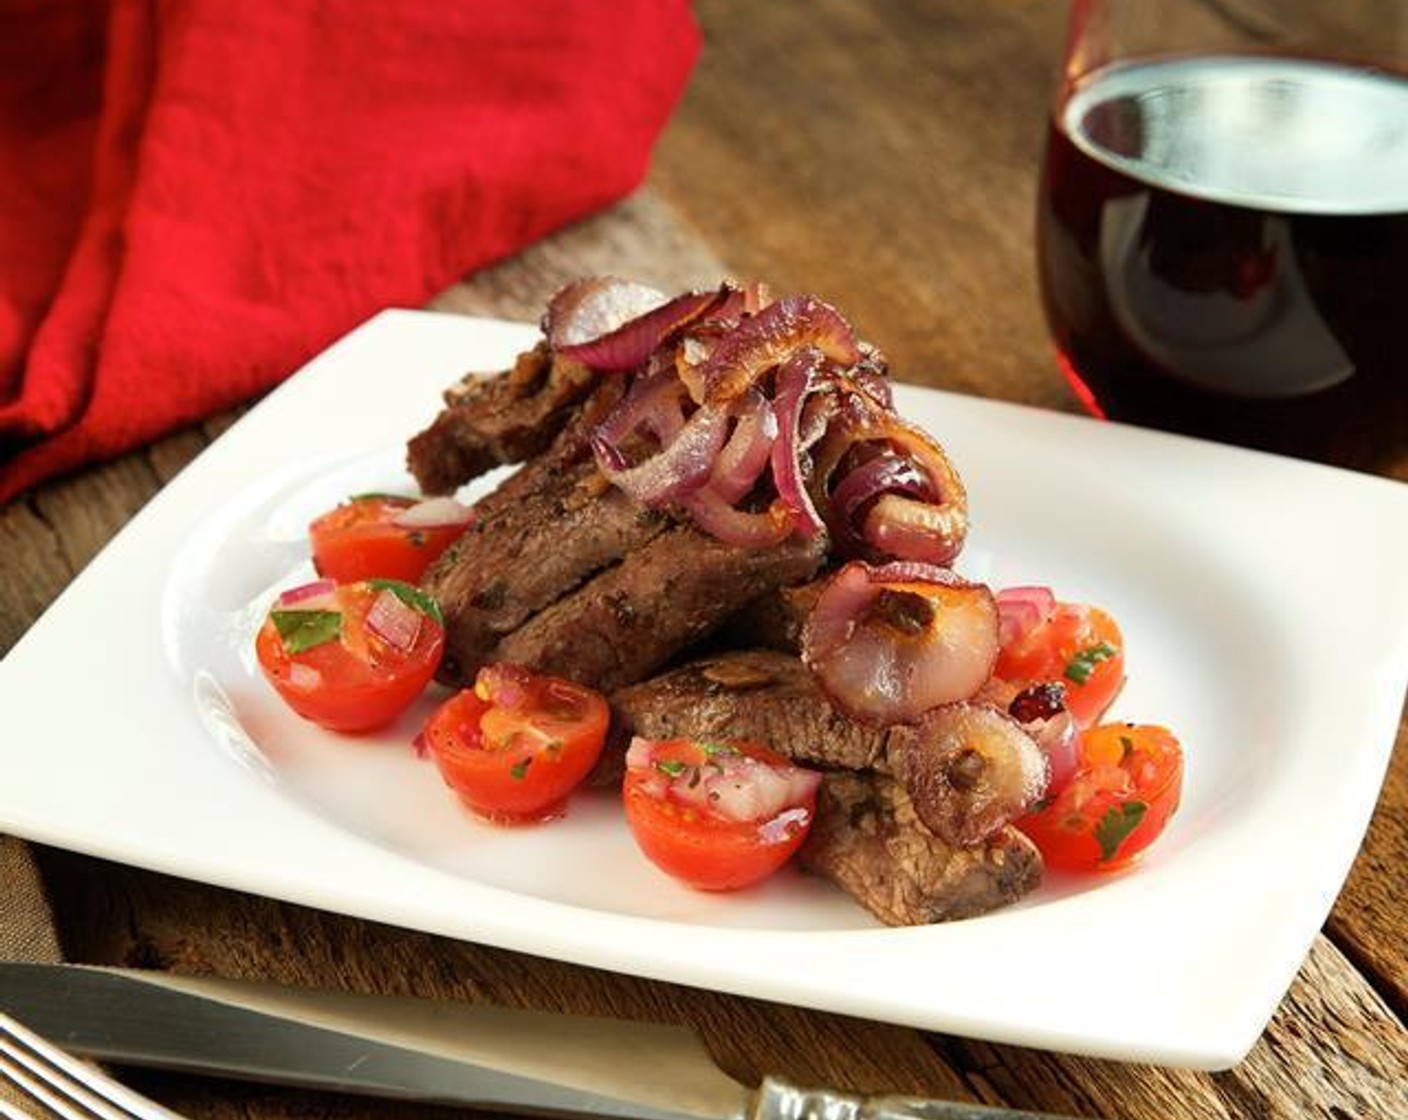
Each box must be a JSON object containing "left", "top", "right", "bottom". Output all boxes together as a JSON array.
[{"left": 0, "top": 0, "right": 698, "bottom": 503}]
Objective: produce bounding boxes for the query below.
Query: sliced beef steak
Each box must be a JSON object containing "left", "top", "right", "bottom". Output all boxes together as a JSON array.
[
  {"left": 610, "top": 649, "right": 883, "bottom": 771},
  {"left": 608, "top": 649, "right": 1045, "bottom": 848},
  {"left": 408, "top": 343, "right": 599, "bottom": 495},
  {"left": 425, "top": 460, "right": 669, "bottom": 686},
  {"left": 495, "top": 528, "right": 828, "bottom": 693},
  {"left": 802, "top": 772, "right": 1042, "bottom": 924}
]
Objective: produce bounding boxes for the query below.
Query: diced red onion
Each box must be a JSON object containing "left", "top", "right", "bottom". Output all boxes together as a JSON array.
[
  {"left": 770, "top": 348, "right": 827, "bottom": 536},
  {"left": 544, "top": 278, "right": 667, "bottom": 350},
  {"left": 365, "top": 589, "right": 422, "bottom": 652},
  {"left": 801, "top": 561, "right": 1000, "bottom": 727},
  {"left": 555, "top": 288, "right": 727, "bottom": 371},
  {"left": 287, "top": 663, "right": 322, "bottom": 690},
  {"left": 757, "top": 806, "right": 813, "bottom": 845},
  {"left": 278, "top": 579, "right": 337, "bottom": 608},
  {"left": 411, "top": 732, "right": 429, "bottom": 759},
  {"left": 995, "top": 586, "right": 1056, "bottom": 647},
  {"left": 392, "top": 496, "right": 474, "bottom": 529},
  {"left": 711, "top": 390, "right": 778, "bottom": 503},
  {"left": 1026, "top": 710, "right": 1079, "bottom": 794}
]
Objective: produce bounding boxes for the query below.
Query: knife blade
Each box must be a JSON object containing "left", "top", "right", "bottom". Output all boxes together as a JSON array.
[{"left": 0, "top": 962, "right": 1073, "bottom": 1120}]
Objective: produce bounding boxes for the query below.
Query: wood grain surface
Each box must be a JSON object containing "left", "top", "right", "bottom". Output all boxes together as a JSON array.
[{"left": 3, "top": 3, "right": 1406, "bottom": 1119}]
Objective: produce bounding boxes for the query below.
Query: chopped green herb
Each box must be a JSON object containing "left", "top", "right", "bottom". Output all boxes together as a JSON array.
[
  {"left": 1064, "top": 641, "right": 1118, "bottom": 685},
  {"left": 654, "top": 759, "right": 688, "bottom": 778},
  {"left": 365, "top": 578, "right": 443, "bottom": 625},
  {"left": 1094, "top": 800, "right": 1147, "bottom": 862},
  {"left": 270, "top": 609, "right": 342, "bottom": 654},
  {"left": 510, "top": 758, "right": 532, "bottom": 781},
  {"left": 700, "top": 742, "right": 742, "bottom": 759},
  {"left": 349, "top": 492, "right": 413, "bottom": 503}
]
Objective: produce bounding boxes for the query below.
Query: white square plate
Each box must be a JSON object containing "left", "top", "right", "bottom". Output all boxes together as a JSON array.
[{"left": 3, "top": 310, "right": 1406, "bottom": 1068}]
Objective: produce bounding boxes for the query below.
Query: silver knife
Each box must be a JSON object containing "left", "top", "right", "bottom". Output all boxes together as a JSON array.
[{"left": 0, "top": 962, "right": 1073, "bottom": 1120}]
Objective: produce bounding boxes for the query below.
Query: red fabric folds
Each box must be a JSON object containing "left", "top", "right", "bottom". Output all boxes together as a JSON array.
[{"left": 0, "top": 0, "right": 699, "bottom": 502}]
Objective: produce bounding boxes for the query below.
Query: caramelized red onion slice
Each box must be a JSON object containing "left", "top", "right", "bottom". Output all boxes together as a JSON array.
[
  {"left": 592, "top": 402, "right": 731, "bottom": 505},
  {"left": 814, "top": 401, "right": 969, "bottom": 566},
  {"left": 697, "top": 295, "right": 861, "bottom": 405},
  {"left": 863, "top": 494, "right": 969, "bottom": 567},
  {"left": 544, "top": 277, "right": 667, "bottom": 350},
  {"left": 711, "top": 390, "right": 777, "bottom": 503},
  {"left": 555, "top": 287, "right": 728, "bottom": 371},
  {"left": 887, "top": 702, "right": 1049, "bottom": 847},
  {"left": 995, "top": 586, "right": 1056, "bottom": 647},
  {"left": 770, "top": 348, "right": 826, "bottom": 536},
  {"left": 681, "top": 486, "right": 795, "bottom": 548},
  {"left": 801, "top": 561, "right": 1000, "bottom": 727}
]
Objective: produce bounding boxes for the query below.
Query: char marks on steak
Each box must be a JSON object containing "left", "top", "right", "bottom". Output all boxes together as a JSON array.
[
  {"left": 802, "top": 773, "right": 1042, "bottom": 925},
  {"left": 496, "top": 529, "right": 828, "bottom": 693},
  {"left": 424, "top": 459, "right": 669, "bottom": 687},
  {"left": 408, "top": 343, "right": 599, "bottom": 495}
]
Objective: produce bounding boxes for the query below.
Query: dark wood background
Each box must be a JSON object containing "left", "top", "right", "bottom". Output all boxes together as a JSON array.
[{"left": 3, "top": 3, "right": 1405, "bottom": 1118}]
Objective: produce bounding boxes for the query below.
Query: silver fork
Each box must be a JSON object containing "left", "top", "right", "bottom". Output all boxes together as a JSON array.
[{"left": 0, "top": 1013, "right": 183, "bottom": 1120}]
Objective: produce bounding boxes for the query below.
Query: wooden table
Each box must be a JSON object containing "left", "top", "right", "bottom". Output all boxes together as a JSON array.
[{"left": 4, "top": 3, "right": 1406, "bottom": 1117}]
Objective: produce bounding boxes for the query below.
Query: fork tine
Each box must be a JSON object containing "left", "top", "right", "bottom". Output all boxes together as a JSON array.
[{"left": 0, "top": 1014, "right": 182, "bottom": 1120}]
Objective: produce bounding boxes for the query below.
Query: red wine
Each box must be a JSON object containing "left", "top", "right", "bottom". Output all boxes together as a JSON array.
[{"left": 1037, "top": 56, "right": 1408, "bottom": 472}]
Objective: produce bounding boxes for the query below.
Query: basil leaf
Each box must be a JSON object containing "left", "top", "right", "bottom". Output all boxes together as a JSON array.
[
  {"left": 270, "top": 609, "right": 342, "bottom": 654},
  {"left": 365, "top": 578, "right": 443, "bottom": 626},
  {"left": 1094, "top": 800, "right": 1147, "bottom": 862},
  {"left": 1064, "top": 641, "right": 1118, "bottom": 685}
]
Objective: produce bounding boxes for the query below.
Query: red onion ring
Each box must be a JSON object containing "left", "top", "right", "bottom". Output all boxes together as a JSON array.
[
  {"left": 592, "top": 402, "right": 731, "bottom": 506},
  {"left": 555, "top": 287, "right": 728, "bottom": 371},
  {"left": 711, "top": 390, "right": 778, "bottom": 503},
  {"left": 544, "top": 277, "right": 667, "bottom": 349},
  {"left": 801, "top": 560, "right": 1000, "bottom": 727},
  {"left": 770, "top": 347, "right": 827, "bottom": 536},
  {"left": 681, "top": 486, "right": 795, "bottom": 548},
  {"left": 697, "top": 295, "right": 861, "bottom": 405}
]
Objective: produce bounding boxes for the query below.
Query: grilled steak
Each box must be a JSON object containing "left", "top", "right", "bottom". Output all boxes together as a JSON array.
[
  {"left": 608, "top": 649, "right": 1046, "bottom": 849},
  {"left": 495, "top": 528, "right": 828, "bottom": 693},
  {"left": 424, "top": 459, "right": 670, "bottom": 686},
  {"left": 610, "top": 649, "right": 882, "bottom": 771},
  {"left": 717, "top": 580, "right": 823, "bottom": 653},
  {"left": 802, "top": 772, "right": 1042, "bottom": 924},
  {"left": 408, "top": 344, "right": 599, "bottom": 495}
]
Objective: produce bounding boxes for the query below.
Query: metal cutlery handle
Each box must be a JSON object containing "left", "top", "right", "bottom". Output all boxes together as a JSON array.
[{"left": 754, "top": 1076, "right": 1081, "bottom": 1120}]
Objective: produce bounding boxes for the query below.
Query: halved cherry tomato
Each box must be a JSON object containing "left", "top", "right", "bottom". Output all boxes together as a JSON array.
[
  {"left": 422, "top": 664, "right": 609, "bottom": 824},
  {"left": 995, "top": 600, "right": 1125, "bottom": 727},
  {"left": 622, "top": 738, "right": 821, "bottom": 891},
  {"left": 310, "top": 494, "right": 471, "bottom": 584},
  {"left": 255, "top": 579, "right": 444, "bottom": 732},
  {"left": 1015, "top": 723, "right": 1183, "bottom": 872}
]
